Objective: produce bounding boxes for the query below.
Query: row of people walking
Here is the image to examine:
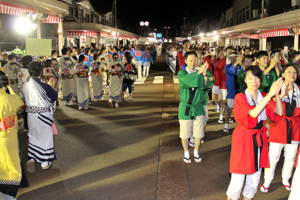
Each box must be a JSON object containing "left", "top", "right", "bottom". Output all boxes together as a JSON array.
[{"left": 177, "top": 40, "right": 300, "bottom": 200}]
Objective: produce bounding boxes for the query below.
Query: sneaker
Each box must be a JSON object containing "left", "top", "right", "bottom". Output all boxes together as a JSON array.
[
  {"left": 223, "top": 128, "right": 229, "bottom": 132},
  {"left": 218, "top": 119, "right": 223, "bottom": 123},
  {"left": 115, "top": 103, "right": 119, "bottom": 108},
  {"left": 229, "top": 118, "right": 234, "bottom": 123},
  {"left": 41, "top": 162, "right": 52, "bottom": 170}
]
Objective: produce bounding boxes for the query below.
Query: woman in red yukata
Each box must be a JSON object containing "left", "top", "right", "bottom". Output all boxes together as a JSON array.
[{"left": 226, "top": 65, "right": 284, "bottom": 200}]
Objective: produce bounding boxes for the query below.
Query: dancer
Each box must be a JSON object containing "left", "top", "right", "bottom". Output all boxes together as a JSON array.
[
  {"left": 108, "top": 53, "right": 123, "bottom": 108},
  {"left": 75, "top": 55, "right": 90, "bottom": 110},
  {"left": 91, "top": 54, "right": 104, "bottom": 101},
  {"left": 226, "top": 66, "right": 283, "bottom": 200},
  {"left": 261, "top": 64, "right": 300, "bottom": 193}
]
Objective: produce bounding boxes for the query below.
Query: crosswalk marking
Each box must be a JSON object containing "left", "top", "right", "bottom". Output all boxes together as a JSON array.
[
  {"left": 134, "top": 76, "right": 147, "bottom": 84},
  {"left": 153, "top": 76, "right": 164, "bottom": 84},
  {"left": 173, "top": 76, "right": 178, "bottom": 84}
]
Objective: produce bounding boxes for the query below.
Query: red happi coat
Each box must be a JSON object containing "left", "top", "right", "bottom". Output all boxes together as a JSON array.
[
  {"left": 177, "top": 51, "right": 185, "bottom": 71},
  {"left": 230, "top": 92, "right": 281, "bottom": 174},
  {"left": 213, "top": 58, "right": 220, "bottom": 86},
  {"left": 217, "top": 57, "right": 227, "bottom": 89},
  {"left": 269, "top": 88, "right": 300, "bottom": 144},
  {"left": 203, "top": 55, "right": 213, "bottom": 72}
]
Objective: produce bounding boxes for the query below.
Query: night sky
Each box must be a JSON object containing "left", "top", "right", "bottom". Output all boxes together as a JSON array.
[{"left": 90, "top": 0, "right": 233, "bottom": 35}]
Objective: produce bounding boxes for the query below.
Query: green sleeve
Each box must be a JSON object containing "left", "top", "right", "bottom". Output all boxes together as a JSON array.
[
  {"left": 178, "top": 70, "right": 199, "bottom": 89},
  {"left": 237, "top": 70, "right": 244, "bottom": 92}
]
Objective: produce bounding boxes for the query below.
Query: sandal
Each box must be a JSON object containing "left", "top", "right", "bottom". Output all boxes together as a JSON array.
[
  {"left": 223, "top": 128, "right": 229, "bottom": 133},
  {"left": 183, "top": 157, "right": 191, "bottom": 163},
  {"left": 27, "top": 160, "right": 35, "bottom": 173},
  {"left": 194, "top": 156, "right": 202, "bottom": 163},
  {"left": 283, "top": 182, "right": 291, "bottom": 191},
  {"left": 260, "top": 184, "right": 269, "bottom": 193}
]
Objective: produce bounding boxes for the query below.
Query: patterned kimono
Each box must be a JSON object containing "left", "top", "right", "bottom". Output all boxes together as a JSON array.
[
  {"left": 59, "top": 56, "right": 75, "bottom": 101},
  {"left": 0, "top": 88, "right": 24, "bottom": 199},
  {"left": 75, "top": 64, "right": 90, "bottom": 108},
  {"left": 3, "top": 62, "right": 21, "bottom": 95},
  {"left": 23, "top": 78, "right": 57, "bottom": 164},
  {"left": 90, "top": 61, "right": 104, "bottom": 101},
  {"left": 109, "top": 62, "right": 123, "bottom": 102}
]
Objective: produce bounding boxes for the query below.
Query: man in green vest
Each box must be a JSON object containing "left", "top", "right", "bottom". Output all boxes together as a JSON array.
[{"left": 178, "top": 51, "right": 214, "bottom": 163}]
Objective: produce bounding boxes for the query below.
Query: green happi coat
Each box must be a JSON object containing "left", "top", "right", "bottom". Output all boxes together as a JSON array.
[
  {"left": 202, "top": 69, "right": 215, "bottom": 106},
  {"left": 178, "top": 68, "right": 213, "bottom": 120}
]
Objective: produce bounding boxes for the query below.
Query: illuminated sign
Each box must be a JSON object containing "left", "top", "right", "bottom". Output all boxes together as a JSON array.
[{"left": 156, "top": 33, "right": 162, "bottom": 38}]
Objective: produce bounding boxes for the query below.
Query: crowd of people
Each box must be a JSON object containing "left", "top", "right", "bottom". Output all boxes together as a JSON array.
[
  {"left": 174, "top": 39, "right": 300, "bottom": 200},
  {"left": 1, "top": 39, "right": 300, "bottom": 199},
  {"left": 0, "top": 44, "right": 158, "bottom": 199}
]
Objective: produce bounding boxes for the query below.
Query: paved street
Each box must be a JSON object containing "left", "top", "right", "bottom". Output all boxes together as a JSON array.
[{"left": 16, "top": 55, "right": 292, "bottom": 200}]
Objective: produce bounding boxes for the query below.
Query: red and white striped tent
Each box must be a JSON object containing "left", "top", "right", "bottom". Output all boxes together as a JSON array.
[
  {"left": 0, "top": 1, "right": 62, "bottom": 23},
  {"left": 259, "top": 28, "right": 299, "bottom": 39},
  {"left": 67, "top": 31, "right": 100, "bottom": 37}
]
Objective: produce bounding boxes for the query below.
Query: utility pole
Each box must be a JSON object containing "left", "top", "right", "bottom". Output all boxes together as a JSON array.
[{"left": 114, "top": 0, "right": 117, "bottom": 28}]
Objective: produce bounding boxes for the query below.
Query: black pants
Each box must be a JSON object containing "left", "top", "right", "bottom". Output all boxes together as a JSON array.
[{"left": 23, "top": 111, "right": 28, "bottom": 130}]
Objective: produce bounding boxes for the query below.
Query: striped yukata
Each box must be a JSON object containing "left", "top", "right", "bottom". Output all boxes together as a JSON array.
[{"left": 23, "top": 78, "right": 57, "bottom": 164}]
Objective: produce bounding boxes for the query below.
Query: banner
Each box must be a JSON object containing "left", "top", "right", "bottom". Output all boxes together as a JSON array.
[
  {"left": 26, "top": 38, "right": 52, "bottom": 56},
  {"left": 200, "top": 37, "right": 215, "bottom": 42},
  {"left": 100, "top": 38, "right": 115, "bottom": 45}
]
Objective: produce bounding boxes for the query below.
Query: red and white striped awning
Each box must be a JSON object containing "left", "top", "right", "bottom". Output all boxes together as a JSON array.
[
  {"left": 0, "top": 1, "right": 62, "bottom": 23},
  {"left": 259, "top": 28, "right": 298, "bottom": 39},
  {"left": 67, "top": 31, "right": 100, "bottom": 37},
  {"left": 230, "top": 33, "right": 259, "bottom": 39}
]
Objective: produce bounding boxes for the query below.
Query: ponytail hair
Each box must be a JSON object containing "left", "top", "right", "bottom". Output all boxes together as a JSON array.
[{"left": 113, "top": 53, "right": 118, "bottom": 61}]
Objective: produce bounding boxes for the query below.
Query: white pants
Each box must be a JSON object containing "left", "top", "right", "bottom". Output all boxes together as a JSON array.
[
  {"left": 136, "top": 65, "right": 142, "bottom": 81},
  {"left": 143, "top": 66, "right": 149, "bottom": 76},
  {"left": 264, "top": 142, "right": 299, "bottom": 184},
  {"left": 227, "top": 170, "right": 262, "bottom": 200},
  {"left": 289, "top": 155, "right": 300, "bottom": 200}
]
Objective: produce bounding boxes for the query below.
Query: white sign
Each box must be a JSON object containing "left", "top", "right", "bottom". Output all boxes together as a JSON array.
[
  {"left": 201, "top": 37, "right": 215, "bottom": 42},
  {"left": 139, "top": 38, "right": 147, "bottom": 44},
  {"left": 100, "top": 38, "right": 115, "bottom": 45},
  {"left": 81, "top": 36, "right": 87, "bottom": 43},
  {"left": 26, "top": 38, "right": 52, "bottom": 56}
]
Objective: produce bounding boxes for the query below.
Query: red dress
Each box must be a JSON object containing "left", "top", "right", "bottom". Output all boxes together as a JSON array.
[
  {"left": 218, "top": 57, "right": 227, "bottom": 89},
  {"left": 230, "top": 93, "right": 281, "bottom": 174},
  {"left": 269, "top": 88, "right": 300, "bottom": 144}
]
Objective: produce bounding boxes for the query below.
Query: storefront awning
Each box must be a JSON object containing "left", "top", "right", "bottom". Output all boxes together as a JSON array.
[
  {"left": 258, "top": 28, "right": 300, "bottom": 39},
  {"left": 0, "top": 1, "right": 62, "bottom": 23},
  {"left": 67, "top": 31, "right": 100, "bottom": 37}
]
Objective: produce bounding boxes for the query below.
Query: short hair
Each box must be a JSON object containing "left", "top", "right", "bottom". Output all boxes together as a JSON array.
[
  {"left": 290, "top": 51, "right": 300, "bottom": 60},
  {"left": 243, "top": 65, "right": 263, "bottom": 90},
  {"left": 79, "top": 55, "right": 85, "bottom": 63},
  {"left": 184, "top": 51, "right": 198, "bottom": 60},
  {"left": 0, "top": 71, "right": 9, "bottom": 89},
  {"left": 8, "top": 54, "right": 15, "bottom": 61},
  {"left": 28, "top": 62, "right": 43, "bottom": 77},
  {"left": 182, "top": 40, "right": 190, "bottom": 45},
  {"left": 22, "top": 56, "right": 32, "bottom": 66},
  {"left": 44, "top": 60, "right": 52, "bottom": 68},
  {"left": 51, "top": 50, "right": 57, "bottom": 56},
  {"left": 281, "top": 63, "right": 299, "bottom": 77},
  {"left": 93, "top": 53, "right": 99, "bottom": 61},
  {"left": 61, "top": 48, "right": 69, "bottom": 55},
  {"left": 85, "top": 48, "right": 90, "bottom": 55},
  {"left": 244, "top": 47, "right": 251, "bottom": 51},
  {"left": 244, "top": 55, "right": 255, "bottom": 62},
  {"left": 256, "top": 51, "right": 269, "bottom": 60},
  {"left": 225, "top": 46, "right": 234, "bottom": 51}
]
